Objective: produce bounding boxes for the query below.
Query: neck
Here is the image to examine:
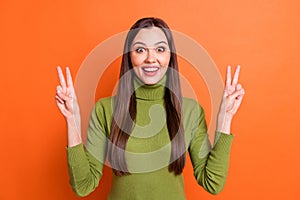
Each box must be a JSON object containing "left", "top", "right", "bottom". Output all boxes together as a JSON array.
[{"left": 134, "top": 75, "right": 167, "bottom": 100}]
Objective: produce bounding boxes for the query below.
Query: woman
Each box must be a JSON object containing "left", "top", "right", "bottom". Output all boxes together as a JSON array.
[{"left": 55, "top": 17, "right": 245, "bottom": 199}]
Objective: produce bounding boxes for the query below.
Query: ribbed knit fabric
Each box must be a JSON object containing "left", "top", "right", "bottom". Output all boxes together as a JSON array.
[{"left": 67, "top": 76, "right": 234, "bottom": 199}]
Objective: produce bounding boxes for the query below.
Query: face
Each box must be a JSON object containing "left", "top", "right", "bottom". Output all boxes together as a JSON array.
[{"left": 130, "top": 27, "right": 171, "bottom": 85}]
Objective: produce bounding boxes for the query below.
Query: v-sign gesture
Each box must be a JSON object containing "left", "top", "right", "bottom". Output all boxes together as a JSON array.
[
  {"left": 55, "top": 66, "right": 80, "bottom": 119},
  {"left": 217, "top": 65, "right": 245, "bottom": 134},
  {"left": 223, "top": 65, "right": 245, "bottom": 115}
]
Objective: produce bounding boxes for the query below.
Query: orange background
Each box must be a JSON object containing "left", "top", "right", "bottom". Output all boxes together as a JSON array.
[{"left": 1, "top": 0, "right": 300, "bottom": 199}]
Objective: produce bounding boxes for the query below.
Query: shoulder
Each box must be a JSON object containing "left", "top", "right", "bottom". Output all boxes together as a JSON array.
[
  {"left": 182, "top": 97, "right": 207, "bottom": 137},
  {"left": 92, "top": 96, "right": 115, "bottom": 119},
  {"left": 94, "top": 96, "right": 115, "bottom": 110},
  {"left": 95, "top": 96, "right": 115, "bottom": 105},
  {"left": 182, "top": 97, "right": 204, "bottom": 116},
  {"left": 89, "top": 96, "right": 115, "bottom": 133}
]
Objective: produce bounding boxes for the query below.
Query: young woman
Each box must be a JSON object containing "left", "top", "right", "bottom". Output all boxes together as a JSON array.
[{"left": 55, "top": 17, "right": 245, "bottom": 199}]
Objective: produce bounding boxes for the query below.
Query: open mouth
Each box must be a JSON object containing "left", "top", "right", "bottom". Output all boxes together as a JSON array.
[{"left": 141, "top": 67, "right": 159, "bottom": 76}]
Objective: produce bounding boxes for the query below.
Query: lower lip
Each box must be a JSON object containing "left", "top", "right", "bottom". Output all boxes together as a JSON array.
[{"left": 142, "top": 68, "right": 159, "bottom": 76}]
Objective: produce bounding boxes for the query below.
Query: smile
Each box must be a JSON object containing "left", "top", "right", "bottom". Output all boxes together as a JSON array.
[{"left": 142, "top": 67, "right": 159, "bottom": 72}]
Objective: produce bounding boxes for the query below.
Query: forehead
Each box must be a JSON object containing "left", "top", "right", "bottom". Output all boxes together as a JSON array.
[{"left": 132, "top": 27, "right": 168, "bottom": 45}]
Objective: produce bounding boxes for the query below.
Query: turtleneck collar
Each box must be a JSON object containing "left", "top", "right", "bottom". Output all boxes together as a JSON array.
[{"left": 134, "top": 75, "right": 166, "bottom": 100}]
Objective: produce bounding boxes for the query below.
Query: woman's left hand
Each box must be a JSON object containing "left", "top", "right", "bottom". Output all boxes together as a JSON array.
[{"left": 217, "top": 65, "right": 245, "bottom": 133}]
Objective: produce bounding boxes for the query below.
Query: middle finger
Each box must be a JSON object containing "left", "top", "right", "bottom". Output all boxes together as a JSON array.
[{"left": 232, "top": 65, "right": 240, "bottom": 86}]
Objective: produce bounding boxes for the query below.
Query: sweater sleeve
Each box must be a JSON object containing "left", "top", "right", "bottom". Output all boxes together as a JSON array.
[
  {"left": 67, "top": 101, "right": 108, "bottom": 197},
  {"left": 188, "top": 104, "right": 233, "bottom": 195}
]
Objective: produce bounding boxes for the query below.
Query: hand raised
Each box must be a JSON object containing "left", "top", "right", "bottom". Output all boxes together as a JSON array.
[
  {"left": 55, "top": 66, "right": 80, "bottom": 120},
  {"left": 220, "top": 65, "right": 245, "bottom": 117}
]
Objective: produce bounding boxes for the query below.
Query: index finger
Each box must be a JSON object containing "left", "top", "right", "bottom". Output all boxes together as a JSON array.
[
  {"left": 66, "top": 67, "right": 74, "bottom": 87},
  {"left": 57, "top": 66, "right": 66, "bottom": 88},
  {"left": 232, "top": 65, "right": 240, "bottom": 86}
]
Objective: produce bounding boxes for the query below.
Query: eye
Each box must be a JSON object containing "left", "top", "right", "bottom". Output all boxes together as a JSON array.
[
  {"left": 156, "top": 46, "right": 166, "bottom": 53},
  {"left": 135, "top": 47, "right": 146, "bottom": 53}
]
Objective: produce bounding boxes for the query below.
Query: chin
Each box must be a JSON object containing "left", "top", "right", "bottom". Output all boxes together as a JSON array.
[
  {"left": 141, "top": 76, "right": 163, "bottom": 85},
  {"left": 143, "top": 80, "right": 157, "bottom": 85}
]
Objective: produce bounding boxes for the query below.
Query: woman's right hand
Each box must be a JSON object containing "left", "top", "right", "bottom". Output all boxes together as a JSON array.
[
  {"left": 55, "top": 66, "right": 82, "bottom": 146},
  {"left": 55, "top": 66, "right": 80, "bottom": 120}
]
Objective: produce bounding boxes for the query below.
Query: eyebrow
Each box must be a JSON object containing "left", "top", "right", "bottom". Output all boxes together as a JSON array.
[{"left": 132, "top": 41, "right": 168, "bottom": 46}]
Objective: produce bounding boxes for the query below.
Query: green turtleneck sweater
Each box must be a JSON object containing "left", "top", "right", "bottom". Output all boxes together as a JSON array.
[{"left": 67, "top": 76, "right": 234, "bottom": 199}]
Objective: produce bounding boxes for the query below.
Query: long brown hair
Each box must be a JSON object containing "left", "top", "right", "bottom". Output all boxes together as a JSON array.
[{"left": 108, "top": 17, "right": 186, "bottom": 176}]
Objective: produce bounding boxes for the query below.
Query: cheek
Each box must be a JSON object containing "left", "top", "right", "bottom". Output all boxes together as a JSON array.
[
  {"left": 130, "top": 52, "right": 145, "bottom": 66},
  {"left": 159, "top": 53, "right": 171, "bottom": 66}
]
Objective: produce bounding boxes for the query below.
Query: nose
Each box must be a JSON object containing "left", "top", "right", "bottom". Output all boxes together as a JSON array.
[{"left": 145, "top": 49, "right": 156, "bottom": 63}]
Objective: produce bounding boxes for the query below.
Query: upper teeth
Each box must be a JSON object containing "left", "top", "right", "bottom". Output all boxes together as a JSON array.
[{"left": 143, "top": 67, "right": 158, "bottom": 72}]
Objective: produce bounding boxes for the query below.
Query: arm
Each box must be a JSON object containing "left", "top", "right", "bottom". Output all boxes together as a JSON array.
[
  {"left": 67, "top": 105, "right": 107, "bottom": 197},
  {"left": 189, "top": 65, "right": 245, "bottom": 194},
  {"left": 67, "top": 143, "right": 104, "bottom": 197},
  {"left": 188, "top": 105, "right": 233, "bottom": 195},
  {"left": 55, "top": 67, "right": 107, "bottom": 197}
]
